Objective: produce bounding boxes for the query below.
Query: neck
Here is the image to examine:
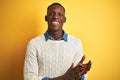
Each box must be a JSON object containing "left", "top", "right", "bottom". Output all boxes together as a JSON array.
[{"left": 47, "top": 29, "right": 63, "bottom": 40}]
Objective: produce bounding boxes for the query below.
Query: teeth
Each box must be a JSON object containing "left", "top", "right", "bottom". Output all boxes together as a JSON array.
[{"left": 52, "top": 22, "right": 59, "bottom": 25}]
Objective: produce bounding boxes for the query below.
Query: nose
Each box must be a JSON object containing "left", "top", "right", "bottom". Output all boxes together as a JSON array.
[{"left": 53, "top": 14, "right": 58, "bottom": 19}]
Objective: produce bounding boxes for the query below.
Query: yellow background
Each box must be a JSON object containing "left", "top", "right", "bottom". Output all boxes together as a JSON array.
[{"left": 0, "top": 0, "right": 120, "bottom": 80}]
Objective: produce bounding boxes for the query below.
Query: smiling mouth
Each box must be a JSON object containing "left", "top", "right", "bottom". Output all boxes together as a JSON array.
[{"left": 51, "top": 21, "right": 59, "bottom": 25}]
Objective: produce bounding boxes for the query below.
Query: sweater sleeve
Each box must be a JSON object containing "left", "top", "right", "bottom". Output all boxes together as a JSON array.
[
  {"left": 73, "top": 39, "right": 84, "bottom": 66},
  {"left": 24, "top": 40, "right": 44, "bottom": 80},
  {"left": 73, "top": 39, "right": 88, "bottom": 80}
]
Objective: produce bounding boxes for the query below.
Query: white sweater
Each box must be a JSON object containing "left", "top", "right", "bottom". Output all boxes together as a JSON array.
[{"left": 24, "top": 34, "right": 87, "bottom": 80}]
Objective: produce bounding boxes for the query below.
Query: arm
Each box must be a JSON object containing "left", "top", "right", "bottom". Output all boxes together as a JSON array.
[
  {"left": 24, "top": 41, "right": 77, "bottom": 80},
  {"left": 24, "top": 41, "right": 44, "bottom": 80},
  {"left": 49, "top": 57, "right": 92, "bottom": 80},
  {"left": 49, "top": 63, "right": 85, "bottom": 80},
  {"left": 73, "top": 39, "right": 92, "bottom": 80},
  {"left": 76, "top": 56, "right": 92, "bottom": 80}
]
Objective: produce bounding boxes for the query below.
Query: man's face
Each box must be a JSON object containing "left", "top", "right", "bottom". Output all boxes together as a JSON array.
[{"left": 45, "top": 5, "right": 66, "bottom": 32}]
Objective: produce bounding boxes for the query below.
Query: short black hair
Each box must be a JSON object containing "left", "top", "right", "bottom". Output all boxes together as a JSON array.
[{"left": 47, "top": 2, "right": 65, "bottom": 12}]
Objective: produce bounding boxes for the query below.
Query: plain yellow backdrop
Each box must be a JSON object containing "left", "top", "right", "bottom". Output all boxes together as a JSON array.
[{"left": 0, "top": 0, "right": 120, "bottom": 80}]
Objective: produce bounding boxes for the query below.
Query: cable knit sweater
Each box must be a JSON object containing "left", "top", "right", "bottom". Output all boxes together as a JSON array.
[{"left": 24, "top": 34, "right": 87, "bottom": 80}]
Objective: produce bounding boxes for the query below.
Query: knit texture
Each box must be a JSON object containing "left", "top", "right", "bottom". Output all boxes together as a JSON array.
[{"left": 24, "top": 34, "right": 87, "bottom": 80}]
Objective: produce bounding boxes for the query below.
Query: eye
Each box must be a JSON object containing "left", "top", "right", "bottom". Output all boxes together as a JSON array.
[
  {"left": 58, "top": 13, "right": 63, "bottom": 16},
  {"left": 49, "top": 12, "right": 55, "bottom": 16}
]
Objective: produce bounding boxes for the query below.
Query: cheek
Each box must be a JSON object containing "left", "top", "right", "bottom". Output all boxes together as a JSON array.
[
  {"left": 61, "top": 17, "right": 66, "bottom": 23},
  {"left": 46, "top": 16, "right": 52, "bottom": 21}
]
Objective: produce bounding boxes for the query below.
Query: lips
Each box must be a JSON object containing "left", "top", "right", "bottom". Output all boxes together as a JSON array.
[{"left": 51, "top": 21, "right": 59, "bottom": 25}]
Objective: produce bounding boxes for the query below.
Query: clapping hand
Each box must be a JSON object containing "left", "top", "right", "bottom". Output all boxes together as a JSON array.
[{"left": 63, "top": 55, "right": 92, "bottom": 80}]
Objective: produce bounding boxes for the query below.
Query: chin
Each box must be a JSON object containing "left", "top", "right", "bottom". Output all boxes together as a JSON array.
[
  {"left": 48, "top": 25, "right": 62, "bottom": 32},
  {"left": 50, "top": 28, "right": 61, "bottom": 32},
  {"left": 51, "top": 29, "right": 59, "bottom": 32}
]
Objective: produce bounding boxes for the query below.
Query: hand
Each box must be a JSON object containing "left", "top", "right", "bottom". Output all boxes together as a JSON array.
[
  {"left": 76, "top": 55, "right": 92, "bottom": 79},
  {"left": 50, "top": 55, "right": 92, "bottom": 80},
  {"left": 62, "top": 63, "right": 83, "bottom": 80}
]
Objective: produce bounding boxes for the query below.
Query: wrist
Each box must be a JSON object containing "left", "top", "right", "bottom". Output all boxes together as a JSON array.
[{"left": 59, "top": 75, "right": 66, "bottom": 80}]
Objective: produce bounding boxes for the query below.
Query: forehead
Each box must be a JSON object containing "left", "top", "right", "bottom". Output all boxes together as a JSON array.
[{"left": 48, "top": 5, "right": 65, "bottom": 12}]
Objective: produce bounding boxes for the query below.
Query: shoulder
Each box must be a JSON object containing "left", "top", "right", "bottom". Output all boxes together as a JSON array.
[
  {"left": 28, "top": 34, "right": 45, "bottom": 45},
  {"left": 67, "top": 35, "right": 82, "bottom": 43},
  {"left": 67, "top": 35, "right": 83, "bottom": 51}
]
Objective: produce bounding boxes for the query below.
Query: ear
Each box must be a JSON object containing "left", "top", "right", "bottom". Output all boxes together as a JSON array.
[
  {"left": 64, "top": 17, "right": 66, "bottom": 23},
  {"left": 45, "top": 15, "right": 48, "bottom": 22}
]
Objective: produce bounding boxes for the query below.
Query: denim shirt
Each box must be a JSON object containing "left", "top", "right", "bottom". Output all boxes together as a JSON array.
[{"left": 44, "top": 30, "right": 68, "bottom": 41}]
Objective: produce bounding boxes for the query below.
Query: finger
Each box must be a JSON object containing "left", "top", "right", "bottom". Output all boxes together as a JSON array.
[
  {"left": 73, "top": 67, "right": 82, "bottom": 77},
  {"left": 86, "top": 60, "right": 92, "bottom": 66},
  {"left": 82, "top": 69, "right": 88, "bottom": 74},
  {"left": 77, "top": 60, "right": 92, "bottom": 76},
  {"left": 72, "top": 65, "right": 81, "bottom": 72},
  {"left": 86, "top": 65, "right": 91, "bottom": 71},
  {"left": 72, "top": 64, "right": 84, "bottom": 74},
  {"left": 86, "top": 65, "right": 92, "bottom": 71},
  {"left": 79, "top": 55, "right": 86, "bottom": 63},
  {"left": 71, "top": 63, "right": 74, "bottom": 68},
  {"left": 72, "top": 66, "right": 83, "bottom": 78},
  {"left": 86, "top": 61, "right": 92, "bottom": 71},
  {"left": 78, "top": 68, "right": 87, "bottom": 76},
  {"left": 68, "top": 63, "right": 74, "bottom": 71},
  {"left": 86, "top": 66, "right": 91, "bottom": 71},
  {"left": 73, "top": 64, "right": 88, "bottom": 78}
]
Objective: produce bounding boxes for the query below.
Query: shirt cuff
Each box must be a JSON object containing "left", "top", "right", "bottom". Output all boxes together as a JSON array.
[
  {"left": 81, "top": 75, "right": 85, "bottom": 80},
  {"left": 42, "top": 77, "right": 49, "bottom": 80}
]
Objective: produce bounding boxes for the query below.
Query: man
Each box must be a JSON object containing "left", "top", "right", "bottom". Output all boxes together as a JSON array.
[{"left": 24, "top": 2, "right": 92, "bottom": 80}]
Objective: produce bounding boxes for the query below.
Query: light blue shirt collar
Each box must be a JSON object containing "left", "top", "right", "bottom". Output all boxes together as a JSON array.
[{"left": 44, "top": 30, "right": 68, "bottom": 41}]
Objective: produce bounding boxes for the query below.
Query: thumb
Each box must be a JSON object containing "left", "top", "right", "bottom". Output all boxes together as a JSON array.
[
  {"left": 79, "top": 55, "right": 86, "bottom": 63},
  {"left": 68, "top": 63, "right": 74, "bottom": 70}
]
